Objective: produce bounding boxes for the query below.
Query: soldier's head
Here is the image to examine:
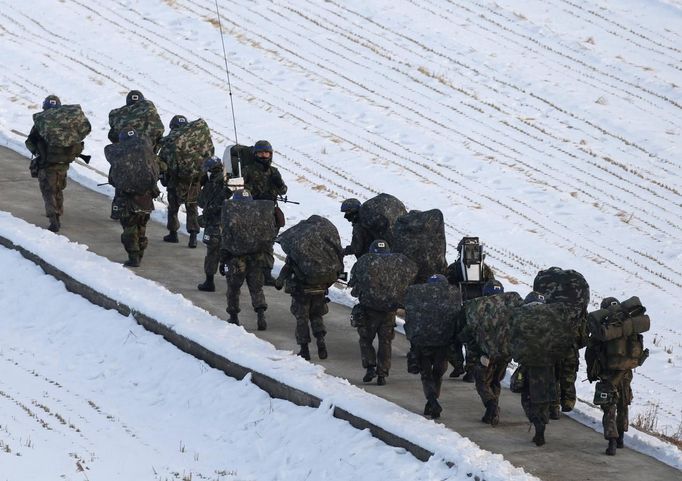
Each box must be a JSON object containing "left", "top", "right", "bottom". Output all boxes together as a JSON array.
[
  {"left": 524, "top": 291, "right": 545, "bottom": 305},
  {"left": 126, "top": 90, "right": 144, "bottom": 106},
  {"left": 600, "top": 297, "right": 620, "bottom": 309},
  {"left": 369, "top": 239, "right": 390, "bottom": 255},
  {"left": 483, "top": 279, "right": 504, "bottom": 296},
  {"left": 253, "top": 140, "right": 273, "bottom": 167},
  {"left": 202, "top": 155, "right": 223, "bottom": 175},
  {"left": 42, "top": 95, "right": 61, "bottom": 110},
  {"left": 427, "top": 274, "right": 448, "bottom": 285},
  {"left": 231, "top": 189, "right": 252, "bottom": 201},
  {"left": 340, "top": 198, "right": 361, "bottom": 222},
  {"left": 169, "top": 114, "right": 188, "bottom": 130},
  {"left": 118, "top": 128, "right": 137, "bottom": 142}
]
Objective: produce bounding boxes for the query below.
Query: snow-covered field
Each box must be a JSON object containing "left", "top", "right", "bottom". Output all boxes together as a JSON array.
[{"left": 0, "top": 0, "right": 680, "bottom": 462}]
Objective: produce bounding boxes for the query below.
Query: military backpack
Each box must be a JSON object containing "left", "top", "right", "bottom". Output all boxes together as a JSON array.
[
  {"left": 104, "top": 137, "right": 159, "bottom": 194},
  {"left": 464, "top": 292, "right": 524, "bottom": 360},
  {"left": 509, "top": 302, "right": 575, "bottom": 365},
  {"left": 33, "top": 104, "right": 91, "bottom": 148},
  {"left": 221, "top": 199, "right": 277, "bottom": 256},
  {"left": 350, "top": 252, "right": 417, "bottom": 310},
  {"left": 108, "top": 100, "right": 164, "bottom": 148},
  {"left": 357, "top": 193, "right": 406, "bottom": 245},
  {"left": 158, "top": 119, "right": 214, "bottom": 180},
  {"left": 392, "top": 209, "right": 447, "bottom": 283},
  {"left": 404, "top": 283, "right": 462, "bottom": 346}
]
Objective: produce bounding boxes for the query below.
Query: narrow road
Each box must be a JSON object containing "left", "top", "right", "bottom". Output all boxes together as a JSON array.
[{"left": 0, "top": 147, "right": 678, "bottom": 481}]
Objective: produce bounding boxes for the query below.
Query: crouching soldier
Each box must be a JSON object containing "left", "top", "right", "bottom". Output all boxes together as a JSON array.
[
  {"left": 197, "top": 156, "right": 231, "bottom": 292},
  {"left": 586, "top": 296, "right": 650, "bottom": 456},
  {"left": 404, "top": 274, "right": 462, "bottom": 418},
  {"left": 104, "top": 129, "right": 160, "bottom": 267},
  {"left": 275, "top": 216, "right": 345, "bottom": 360}
]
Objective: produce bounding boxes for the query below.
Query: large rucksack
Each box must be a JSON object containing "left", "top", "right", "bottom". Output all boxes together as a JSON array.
[
  {"left": 108, "top": 100, "right": 164, "bottom": 147},
  {"left": 105, "top": 137, "right": 159, "bottom": 194},
  {"left": 404, "top": 283, "right": 462, "bottom": 346},
  {"left": 510, "top": 302, "right": 575, "bottom": 365},
  {"left": 357, "top": 193, "right": 406, "bottom": 245},
  {"left": 392, "top": 209, "right": 447, "bottom": 283},
  {"left": 533, "top": 267, "right": 590, "bottom": 311},
  {"left": 277, "top": 215, "right": 343, "bottom": 285},
  {"left": 158, "top": 119, "right": 214, "bottom": 180},
  {"left": 33, "top": 105, "right": 91, "bottom": 148},
  {"left": 221, "top": 199, "right": 277, "bottom": 256},
  {"left": 350, "top": 253, "right": 418, "bottom": 310},
  {"left": 464, "top": 292, "right": 524, "bottom": 360}
]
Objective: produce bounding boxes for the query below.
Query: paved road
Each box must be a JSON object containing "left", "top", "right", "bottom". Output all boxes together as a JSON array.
[{"left": 0, "top": 146, "right": 678, "bottom": 481}]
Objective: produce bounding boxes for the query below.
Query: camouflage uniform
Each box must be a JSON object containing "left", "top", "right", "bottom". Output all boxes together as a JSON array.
[
  {"left": 165, "top": 178, "right": 201, "bottom": 235},
  {"left": 343, "top": 212, "right": 374, "bottom": 260},
  {"left": 414, "top": 345, "right": 449, "bottom": 409},
  {"left": 599, "top": 369, "right": 633, "bottom": 440},
  {"left": 520, "top": 364, "right": 558, "bottom": 445},
  {"left": 120, "top": 193, "right": 154, "bottom": 258},
  {"left": 355, "top": 305, "right": 396, "bottom": 378},
  {"left": 198, "top": 171, "right": 230, "bottom": 277},
  {"left": 223, "top": 252, "right": 268, "bottom": 316}
]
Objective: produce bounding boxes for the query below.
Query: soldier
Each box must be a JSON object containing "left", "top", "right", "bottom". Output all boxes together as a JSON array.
[
  {"left": 586, "top": 297, "right": 649, "bottom": 456},
  {"left": 219, "top": 189, "right": 269, "bottom": 329},
  {"left": 340, "top": 198, "right": 372, "bottom": 260},
  {"left": 242, "top": 140, "right": 287, "bottom": 285},
  {"left": 159, "top": 115, "right": 212, "bottom": 248},
  {"left": 446, "top": 237, "right": 495, "bottom": 382},
  {"left": 25, "top": 95, "right": 91, "bottom": 232},
  {"left": 197, "top": 156, "right": 231, "bottom": 292}
]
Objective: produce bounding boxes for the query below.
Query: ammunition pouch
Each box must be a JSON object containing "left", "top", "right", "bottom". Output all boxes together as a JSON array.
[
  {"left": 202, "top": 225, "right": 221, "bottom": 245},
  {"left": 638, "top": 347, "right": 649, "bottom": 367},
  {"left": 593, "top": 380, "right": 617, "bottom": 406}
]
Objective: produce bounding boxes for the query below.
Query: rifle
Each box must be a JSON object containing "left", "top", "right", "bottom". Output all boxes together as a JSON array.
[{"left": 277, "top": 195, "right": 300, "bottom": 205}]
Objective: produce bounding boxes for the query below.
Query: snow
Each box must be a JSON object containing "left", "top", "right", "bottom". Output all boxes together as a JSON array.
[{"left": 0, "top": 0, "right": 681, "bottom": 473}]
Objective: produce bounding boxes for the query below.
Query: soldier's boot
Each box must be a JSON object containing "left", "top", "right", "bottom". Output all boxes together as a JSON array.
[
  {"left": 256, "top": 309, "right": 267, "bottom": 331},
  {"left": 423, "top": 401, "right": 433, "bottom": 417},
  {"left": 188, "top": 232, "right": 197, "bottom": 248},
  {"left": 227, "top": 313, "right": 240, "bottom": 325},
  {"left": 48, "top": 215, "right": 60, "bottom": 233},
  {"left": 532, "top": 422, "right": 546, "bottom": 447},
  {"left": 362, "top": 366, "right": 377, "bottom": 383},
  {"left": 430, "top": 398, "right": 442, "bottom": 419},
  {"left": 377, "top": 375, "right": 386, "bottom": 386},
  {"left": 163, "top": 231, "right": 179, "bottom": 243},
  {"left": 549, "top": 405, "right": 561, "bottom": 420},
  {"left": 482, "top": 400, "right": 498, "bottom": 425},
  {"left": 605, "top": 438, "right": 617, "bottom": 456},
  {"left": 561, "top": 399, "right": 575, "bottom": 413},
  {"left": 316, "top": 335, "right": 328, "bottom": 359},
  {"left": 617, "top": 431, "right": 625, "bottom": 449},
  {"left": 449, "top": 365, "right": 464, "bottom": 378},
  {"left": 124, "top": 252, "right": 141, "bottom": 268},
  {"left": 263, "top": 270, "right": 276, "bottom": 287},
  {"left": 462, "top": 370, "right": 475, "bottom": 383},
  {"left": 197, "top": 275, "right": 215, "bottom": 292},
  {"left": 297, "top": 343, "right": 311, "bottom": 361}
]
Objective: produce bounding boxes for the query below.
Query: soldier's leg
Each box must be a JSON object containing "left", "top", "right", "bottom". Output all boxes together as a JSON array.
[
  {"left": 447, "top": 338, "right": 465, "bottom": 378},
  {"left": 559, "top": 350, "right": 579, "bottom": 412},
  {"left": 376, "top": 313, "right": 396, "bottom": 378},
  {"left": 203, "top": 238, "right": 221, "bottom": 276},
  {"left": 290, "top": 294, "right": 312, "bottom": 345},
  {"left": 492, "top": 359, "right": 509, "bottom": 400},
  {"left": 138, "top": 213, "right": 150, "bottom": 259},
  {"left": 432, "top": 346, "right": 449, "bottom": 398},
  {"left": 617, "top": 370, "right": 633, "bottom": 447},
  {"left": 245, "top": 259, "right": 267, "bottom": 313},
  {"left": 418, "top": 348, "right": 438, "bottom": 402},
  {"left": 262, "top": 244, "right": 275, "bottom": 285},
  {"left": 475, "top": 362, "right": 495, "bottom": 406},
  {"left": 309, "top": 294, "right": 329, "bottom": 339},
  {"left": 185, "top": 201, "right": 200, "bottom": 234},
  {"left": 165, "top": 188, "right": 181, "bottom": 237},
  {"left": 54, "top": 167, "right": 68, "bottom": 217},
  {"left": 462, "top": 344, "right": 477, "bottom": 382},
  {"left": 225, "top": 258, "right": 246, "bottom": 317},
  {"left": 38, "top": 167, "right": 59, "bottom": 221},
  {"left": 119, "top": 213, "right": 140, "bottom": 254}
]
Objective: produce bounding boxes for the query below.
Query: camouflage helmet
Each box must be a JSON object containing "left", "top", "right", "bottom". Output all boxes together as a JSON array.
[
  {"left": 169, "top": 114, "right": 188, "bottom": 130},
  {"left": 118, "top": 128, "right": 138, "bottom": 142},
  {"left": 524, "top": 291, "right": 546, "bottom": 305},
  {"left": 427, "top": 274, "right": 448, "bottom": 284},
  {"left": 42, "top": 95, "right": 61, "bottom": 110},
  {"left": 202, "top": 155, "right": 223, "bottom": 173},
  {"left": 126, "top": 90, "right": 144, "bottom": 106},
  {"left": 231, "top": 189, "right": 252, "bottom": 201},
  {"left": 483, "top": 279, "right": 504, "bottom": 296},
  {"left": 253, "top": 140, "right": 273, "bottom": 154},
  {"left": 600, "top": 297, "right": 620, "bottom": 309},
  {"left": 340, "top": 198, "right": 361, "bottom": 213},
  {"left": 369, "top": 239, "right": 390, "bottom": 254}
]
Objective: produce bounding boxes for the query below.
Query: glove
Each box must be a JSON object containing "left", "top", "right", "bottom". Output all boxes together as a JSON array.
[{"left": 219, "top": 263, "right": 227, "bottom": 276}]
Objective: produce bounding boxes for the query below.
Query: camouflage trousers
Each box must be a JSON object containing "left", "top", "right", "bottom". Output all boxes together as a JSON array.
[
  {"left": 447, "top": 338, "right": 476, "bottom": 376},
  {"left": 356, "top": 306, "right": 396, "bottom": 377},
  {"left": 414, "top": 345, "right": 449, "bottom": 402},
  {"left": 601, "top": 369, "right": 633, "bottom": 439},
  {"left": 38, "top": 163, "right": 68, "bottom": 218},
  {"left": 521, "top": 365, "right": 558, "bottom": 426},
  {"left": 475, "top": 357, "right": 510, "bottom": 406},
  {"left": 554, "top": 349, "right": 579, "bottom": 411},
  {"left": 202, "top": 227, "right": 221, "bottom": 276},
  {"left": 167, "top": 184, "right": 199, "bottom": 234},
  {"left": 120, "top": 210, "right": 150, "bottom": 255},
  {"left": 225, "top": 256, "right": 267, "bottom": 315},
  {"left": 290, "top": 290, "right": 328, "bottom": 345}
]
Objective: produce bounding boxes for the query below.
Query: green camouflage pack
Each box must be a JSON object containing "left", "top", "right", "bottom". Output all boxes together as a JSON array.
[
  {"left": 464, "top": 292, "right": 524, "bottom": 360},
  {"left": 510, "top": 302, "right": 575, "bottom": 365},
  {"left": 533, "top": 267, "right": 590, "bottom": 310},
  {"left": 33, "top": 104, "right": 91, "bottom": 148},
  {"left": 392, "top": 209, "right": 447, "bottom": 283},
  {"left": 276, "top": 215, "right": 344, "bottom": 285},
  {"left": 108, "top": 100, "right": 164, "bottom": 147},
  {"left": 404, "top": 283, "right": 462, "bottom": 347},
  {"left": 350, "top": 252, "right": 418, "bottom": 310},
  {"left": 158, "top": 119, "right": 214, "bottom": 179},
  {"left": 357, "top": 193, "right": 406, "bottom": 245},
  {"left": 221, "top": 199, "right": 277, "bottom": 256},
  {"left": 104, "top": 137, "right": 159, "bottom": 194}
]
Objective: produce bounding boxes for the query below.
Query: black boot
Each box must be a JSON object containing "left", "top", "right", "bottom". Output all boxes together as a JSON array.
[
  {"left": 617, "top": 431, "right": 624, "bottom": 449},
  {"left": 188, "top": 232, "right": 197, "bottom": 248},
  {"left": 430, "top": 398, "right": 442, "bottom": 419},
  {"left": 549, "top": 405, "right": 561, "bottom": 420},
  {"left": 48, "top": 215, "right": 60, "bottom": 232},
  {"left": 449, "top": 365, "right": 464, "bottom": 378},
  {"left": 363, "top": 366, "right": 377, "bottom": 383},
  {"left": 316, "top": 335, "right": 327, "bottom": 359},
  {"left": 377, "top": 375, "right": 386, "bottom": 386},
  {"left": 124, "top": 252, "right": 141, "bottom": 267},
  {"left": 298, "top": 343, "right": 311, "bottom": 360},
  {"left": 462, "top": 370, "right": 475, "bottom": 383},
  {"left": 227, "top": 313, "right": 240, "bottom": 325},
  {"left": 482, "top": 400, "right": 499, "bottom": 426},
  {"left": 532, "top": 422, "right": 546, "bottom": 446},
  {"left": 197, "top": 275, "right": 215, "bottom": 292},
  {"left": 605, "top": 438, "right": 617, "bottom": 456},
  {"left": 163, "top": 231, "right": 179, "bottom": 243},
  {"left": 256, "top": 309, "right": 267, "bottom": 331}
]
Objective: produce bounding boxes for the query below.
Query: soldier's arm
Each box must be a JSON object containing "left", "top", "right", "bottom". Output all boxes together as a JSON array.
[{"left": 271, "top": 168, "right": 288, "bottom": 195}]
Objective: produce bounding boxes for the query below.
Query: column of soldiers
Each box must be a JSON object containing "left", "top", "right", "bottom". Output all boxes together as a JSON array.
[{"left": 25, "top": 92, "right": 650, "bottom": 458}]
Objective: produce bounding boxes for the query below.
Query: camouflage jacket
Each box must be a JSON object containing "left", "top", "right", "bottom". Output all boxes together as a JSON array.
[
  {"left": 25, "top": 126, "right": 83, "bottom": 166},
  {"left": 347, "top": 221, "right": 374, "bottom": 259},
  {"left": 243, "top": 164, "right": 287, "bottom": 201},
  {"left": 198, "top": 172, "right": 230, "bottom": 227}
]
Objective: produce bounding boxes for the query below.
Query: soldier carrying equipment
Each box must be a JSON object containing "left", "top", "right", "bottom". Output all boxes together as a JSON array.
[{"left": 392, "top": 209, "right": 447, "bottom": 283}]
